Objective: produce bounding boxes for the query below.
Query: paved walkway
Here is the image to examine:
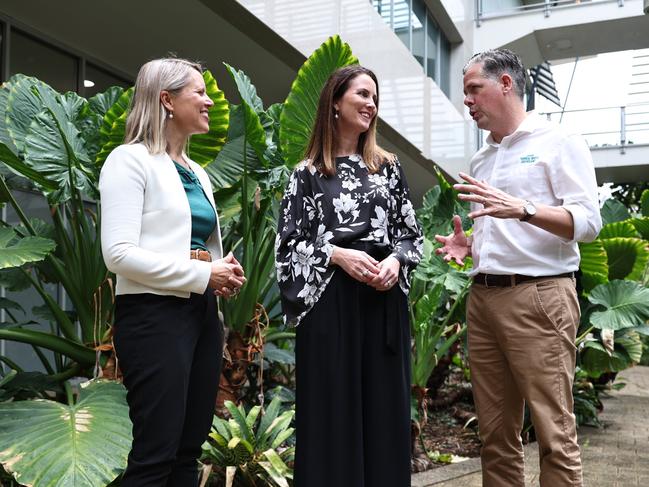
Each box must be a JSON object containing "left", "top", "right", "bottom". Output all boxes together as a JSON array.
[{"left": 411, "top": 365, "right": 649, "bottom": 486}]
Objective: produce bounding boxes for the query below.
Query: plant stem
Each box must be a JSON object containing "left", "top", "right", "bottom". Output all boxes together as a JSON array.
[
  {"left": 576, "top": 326, "right": 595, "bottom": 346},
  {"left": 64, "top": 380, "right": 74, "bottom": 406}
]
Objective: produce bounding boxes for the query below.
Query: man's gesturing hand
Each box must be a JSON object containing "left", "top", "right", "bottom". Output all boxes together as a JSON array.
[
  {"left": 454, "top": 172, "right": 525, "bottom": 220},
  {"left": 434, "top": 215, "right": 470, "bottom": 266}
]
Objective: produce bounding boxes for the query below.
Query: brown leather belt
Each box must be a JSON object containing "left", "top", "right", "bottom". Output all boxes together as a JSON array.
[
  {"left": 473, "top": 272, "right": 574, "bottom": 287},
  {"left": 189, "top": 249, "right": 212, "bottom": 262}
]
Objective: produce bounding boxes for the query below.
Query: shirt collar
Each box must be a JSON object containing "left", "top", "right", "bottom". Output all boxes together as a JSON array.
[{"left": 485, "top": 111, "right": 540, "bottom": 147}]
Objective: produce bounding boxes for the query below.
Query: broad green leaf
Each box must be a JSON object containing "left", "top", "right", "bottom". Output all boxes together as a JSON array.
[
  {"left": 414, "top": 242, "right": 470, "bottom": 294},
  {"left": 582, "top": 342, "right": 632, "bottom": 375},
  {"left": 225, "top": 400, "right": 255, "bottom": 445},
  {"left": 264, "top": 343, "right": 295, "bottom": 365},
  {"left": 95, "top": 87, "right": 133, "bottom": 166},
  {"left": 0, "top": 227, "right": 56, "bottom": 269},
  {"left": 601, "top": 237, "right": 649, "bottom": 281},
  {"left": 0, "top": 297, "right": 24, "bottom": 314},
  {"left": 0, "top": 144, "right": 57, "bottom": 190},
  {"left": 629, "top": 217, "right": 649, "bottom": 240},
  {"left": 0, "top": 380, "right": 132, "bottom": 487},
  {"left": 600, "top": 198, "right": 630, "bottom": 225},
  {"left": 224, "top": 63, "right": 264, "bottom": 114},
  {"left": 5, "top": 75, "right": 61, "bottom": 155},
  {"left": 212, "top": 181, "right": 256, "bottom": 231},
  {"left": 0, "top": 84, "right": 18, "bottom": 154},
  {"left": 245, "top": 404, "right": 262, "bottom": 431},
  {"left": 0, "top": 370, "right": 62, "bottom": 402},
  {"left": 59, "top": 91, "right": 103, "bottom": 162},
  {"left": 259, "top": 449, "right": 291, "bottom": 487},
  {"left": 641, "top": 189, "right": 649, "bottom": 217},
  {"left": 87, "top": 86, "right": 125, "bottom": 118},
  {"left": 588, "top": 280, "right": 649, "bottom": 330},
  {"left": 280, "top": 35, "right": 358, "bottom": 167},
  {"left": 258, "top": 396, "right": 282, "bottom": 440},
  {"left": 189, "top": 70, "right": 229, "bottom": 167},
  {"left": 616, "top": 330, "right": 643, "bottom": 363},
  {"left": 212, "top": 416, "right": 232, "bottom": 442},
  {"left": 0, "top": 369, "right": 17, "bottom": 388},
  {"left": 417, "top": 167, "right": 470, "bottom": 240},
  {"left": 206, "top": 104, "right": 265, "bottom": 190},
  {"left": 262, "top": 103, "right": 287, "bottom": 172},
  {"left": 578, "top": 240, "right": 608, "bottom": 293},
  {"left": 598, "top": 220, "right": 639, "bottom": 239},
  {"left": 58, "top": 91, "right": 88, "bottom": 124},
  {"left": 0, "top": 268, "right": 32, "bottom": 292},
  {"left": 23, "top": 108, "right": 96, "bottom": 202},
  {"left": 224, "top": 64, "right": 267, "bottom": 164}
]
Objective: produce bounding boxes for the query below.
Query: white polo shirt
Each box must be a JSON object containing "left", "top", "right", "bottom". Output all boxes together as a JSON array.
[{"left": 469, "top": 112, "right": 602, "bottom": 277}]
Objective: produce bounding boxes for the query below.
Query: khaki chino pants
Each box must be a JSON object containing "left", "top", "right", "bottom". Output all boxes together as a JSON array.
[{"left": 467, "top": 277, "right": 583, "bottom": 486}]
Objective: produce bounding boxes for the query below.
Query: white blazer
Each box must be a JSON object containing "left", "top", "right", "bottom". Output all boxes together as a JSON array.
[{"left": 99, "top": 143, "right": 223, "bottom": 298}]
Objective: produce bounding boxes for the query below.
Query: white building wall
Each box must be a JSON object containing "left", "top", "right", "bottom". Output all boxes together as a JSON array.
[{"left": 239, "top": 0, "right": 476, "bottom": 177}]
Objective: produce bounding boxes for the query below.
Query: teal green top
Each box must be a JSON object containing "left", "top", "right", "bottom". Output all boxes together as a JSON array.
[{"left": 173, "top": 162, "right": 217, "bottom": 251}]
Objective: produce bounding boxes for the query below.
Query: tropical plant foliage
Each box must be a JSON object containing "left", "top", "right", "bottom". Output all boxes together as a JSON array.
[
  {"left": 201, "top": 396, "right": 294, "bottom": 487},
  {"left": 577, "top": 193, "right": 649, "bottom": 378},
  {"left": 0, "top": 35, "right": 357, "bottom": 486},
  {"left": 0, "top": 380, "right": 131, "bottom": 487}
]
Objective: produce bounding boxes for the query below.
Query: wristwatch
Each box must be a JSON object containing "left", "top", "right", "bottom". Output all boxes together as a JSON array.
[{"left": 520, "top": 200, "right": 537, "bottom": 222}]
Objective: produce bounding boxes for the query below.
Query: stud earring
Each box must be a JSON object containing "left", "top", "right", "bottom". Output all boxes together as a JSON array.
[
  {"left": 168, "top": 111, "right": 174, "bottom": 119},
  {"left": 334, "top": 110, "right": 339, "bottom": 119}
]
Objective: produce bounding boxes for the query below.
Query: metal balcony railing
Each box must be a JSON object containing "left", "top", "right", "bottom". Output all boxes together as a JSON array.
[
  {"left": 539, "top": 103, "right": 649, "bottom": 154},
  {"left": 476, "top": 0, "right": 625, "bottom": 26}
]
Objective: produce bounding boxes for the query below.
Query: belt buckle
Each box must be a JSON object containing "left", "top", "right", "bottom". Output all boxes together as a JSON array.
[{"left": 482, "top": 274, "right": 493, "bottom": 288}]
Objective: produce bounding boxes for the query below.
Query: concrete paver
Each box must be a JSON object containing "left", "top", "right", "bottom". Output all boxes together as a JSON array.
[{"left": 411, "top": 366, "right": 649, "bottom": 486}]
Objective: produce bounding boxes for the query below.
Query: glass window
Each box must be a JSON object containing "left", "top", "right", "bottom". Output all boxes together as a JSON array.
[
  {"left": 2, "top": 191, "right": 58, "bottom": 373},
  {"left": 372, "top": 0, "right": 393, "bottom": 28},
  {"left": 393, "top": 0, "right": 411, "bottom": 49},
  {"left": 84, "top": 62, "right": 131, "bottom": 98},
  {"left": 425, "top": 13, "right": 439, "bottom": 80},
  {"left": 411, "top": 0, "right": 426, "bottom": 70},
  {"left": 439, "top": 35, "right": 451, "bottom": 97},
  {"left": 9, "top": 29, "right": 78, "bottom": 93}
]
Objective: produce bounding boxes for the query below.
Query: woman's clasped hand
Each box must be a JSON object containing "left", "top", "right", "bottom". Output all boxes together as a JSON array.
[
  {"left": 210, "top": 251, "right": 246, "bottom": 298},
  {"left": 330, "top": 247, "right": 400, "bottom": 291}
]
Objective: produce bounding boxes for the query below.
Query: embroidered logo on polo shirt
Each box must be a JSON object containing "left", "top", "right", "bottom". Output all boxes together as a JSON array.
[{"left": 519, "top": 154, "right": 539, "bottom": 164}]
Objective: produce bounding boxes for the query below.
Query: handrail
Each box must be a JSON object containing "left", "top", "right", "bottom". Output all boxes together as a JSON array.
[
  {"left": 476, "top": 0, "right": 623, "bottom": 25},
  {"left": 539, "top": 103, "right": 649, "bottom": 153}
]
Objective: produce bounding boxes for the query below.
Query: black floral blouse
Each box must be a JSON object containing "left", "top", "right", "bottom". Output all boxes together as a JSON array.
[{"left": 275, "top": 154, "right": 423, "bottom": 326}]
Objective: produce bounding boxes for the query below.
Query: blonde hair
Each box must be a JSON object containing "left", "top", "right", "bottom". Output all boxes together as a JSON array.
[
  {"left": 124, "top": 58, "right": 203, "bottom": 154},
  {"left": 305, "top": 65, "right": 394, "bottom": 176}
]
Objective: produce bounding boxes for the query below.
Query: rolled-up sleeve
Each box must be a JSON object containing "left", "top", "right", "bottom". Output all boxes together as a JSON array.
[{"left": 551, "top": 134, "right": 602, "bottom": 243}]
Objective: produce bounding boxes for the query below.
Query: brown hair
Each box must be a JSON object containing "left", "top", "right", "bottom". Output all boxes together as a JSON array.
[{"left": 304, "top": 65, "right": 394, "bottom": 175}]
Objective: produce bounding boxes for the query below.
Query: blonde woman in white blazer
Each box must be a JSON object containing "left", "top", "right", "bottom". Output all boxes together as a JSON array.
[{"left": 100, "top": 58, "right": 245, "bottom": 487}]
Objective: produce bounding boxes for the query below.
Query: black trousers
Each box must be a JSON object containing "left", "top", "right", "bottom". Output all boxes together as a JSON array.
[
  {"left": 114, "top": 289, "right": 223, "bottom": 487},
  {"left": 295, "top": 270, "right": 412, "bottom": 487}
]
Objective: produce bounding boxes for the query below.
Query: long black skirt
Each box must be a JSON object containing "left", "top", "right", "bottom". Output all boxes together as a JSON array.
[{"left": 295, "top": 270, "right": 411, "bottom": 487}]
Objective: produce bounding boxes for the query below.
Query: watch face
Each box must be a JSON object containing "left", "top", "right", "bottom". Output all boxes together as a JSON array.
[{"left": 525, "top": 202, "right": 537, "bottom": 216}]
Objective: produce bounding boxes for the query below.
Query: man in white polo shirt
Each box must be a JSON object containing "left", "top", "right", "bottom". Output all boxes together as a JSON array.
[{"left": 435, "top": 49, "right": 601, "bottom": 486}]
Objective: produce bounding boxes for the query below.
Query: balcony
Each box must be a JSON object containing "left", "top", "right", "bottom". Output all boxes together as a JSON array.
[
  {"left": 473, "top": 0, "right": 649, "bottom": 66},
  {"left": 541, "top": 103, "right": 649, "bottom": 182}
]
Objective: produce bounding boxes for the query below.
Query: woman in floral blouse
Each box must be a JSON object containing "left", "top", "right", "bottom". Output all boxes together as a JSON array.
[{"left": 276, "top": 65, "right": 423, "bottom": 486}]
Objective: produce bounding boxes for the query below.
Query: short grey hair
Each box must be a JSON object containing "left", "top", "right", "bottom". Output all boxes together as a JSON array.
[
  {"left": 463, "top": 49, "right": 526, "bottom": 101},
  {"left": 125, "top": 58, "right": 203, "bottom": 154}
]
